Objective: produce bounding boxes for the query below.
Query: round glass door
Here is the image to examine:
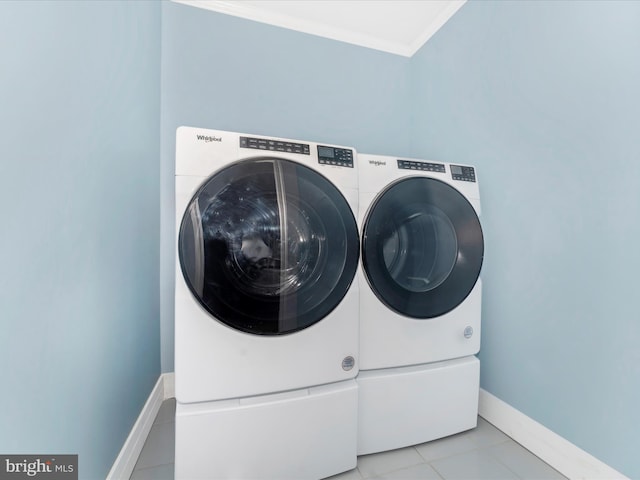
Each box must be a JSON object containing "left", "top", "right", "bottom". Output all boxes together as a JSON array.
[
  {"left": 362, "top": 177, "right": 483, "bottom": 318},
  {"left": 179, "top": 158, "right": 359, "bottom": 335}
]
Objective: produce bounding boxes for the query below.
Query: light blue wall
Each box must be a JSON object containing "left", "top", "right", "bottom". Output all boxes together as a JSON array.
[
  {"left": 4, "top": 1, "right": 632, "bottom": 477},
  {"left": 409, "top": 1, "right": 640, "bottom": 477},
  {"left": 0, "top": 2, "right": 161, "bottom": 479},
  {"left": 160, "top": 2, "right": 412, "bottom": 372}
]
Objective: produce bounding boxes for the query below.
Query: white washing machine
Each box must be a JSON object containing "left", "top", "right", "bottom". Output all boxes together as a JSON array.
[
  {"left": 356, "top": 154, "right": 484, "bottom": 455},
  {"left": 174, "top": 127, "right": 360, "bottom": 479}
]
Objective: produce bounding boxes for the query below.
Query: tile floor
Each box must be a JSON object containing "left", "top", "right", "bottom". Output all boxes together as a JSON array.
[{"left": 130, "top": 398, "right": 566, "bottom": 480}]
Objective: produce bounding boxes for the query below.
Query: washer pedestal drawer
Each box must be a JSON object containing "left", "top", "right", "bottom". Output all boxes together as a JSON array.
[{"left": 175, "top": 379, "right": 357, "bottom": 480}]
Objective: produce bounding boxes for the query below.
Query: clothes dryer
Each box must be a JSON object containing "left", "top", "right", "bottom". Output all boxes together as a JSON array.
[
  {"left": 174, "top": 127, "right": 360, "bottom": 479},
  {"left": 357, "top": 154, "right": 484, "bottom": 455}
]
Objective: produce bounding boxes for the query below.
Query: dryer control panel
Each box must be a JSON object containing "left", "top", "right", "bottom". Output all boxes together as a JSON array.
[{"left": 450, "top": 165, "right": 476, "bottom": 182}]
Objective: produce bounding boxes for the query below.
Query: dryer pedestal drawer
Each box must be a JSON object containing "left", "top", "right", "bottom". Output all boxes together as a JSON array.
[{"left": 357, "top": 356, "right": 479, "bottom": 455}]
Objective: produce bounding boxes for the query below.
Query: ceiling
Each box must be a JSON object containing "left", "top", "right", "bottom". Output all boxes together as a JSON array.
[{"left": 173, "top": 0, "right": 466, "bottom": 57}]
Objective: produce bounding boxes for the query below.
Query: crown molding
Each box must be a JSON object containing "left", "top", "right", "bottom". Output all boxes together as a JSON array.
[{"left": 172, "top": 0, "right": 465, "bottom": 58}]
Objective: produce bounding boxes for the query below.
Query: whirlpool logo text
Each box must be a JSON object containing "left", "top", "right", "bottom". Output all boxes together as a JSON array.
[
  {"left": 368, "top": 160, "right": 386, "bottom": 166},
  {"left": 196, "top": 134, "right": 222, "bottom": 143}
]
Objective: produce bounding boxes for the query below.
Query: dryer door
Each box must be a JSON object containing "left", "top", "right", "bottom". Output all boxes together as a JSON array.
[
  {"left": 179, "top": 158, "right": 359, "bottom": 335},
  {"left": 362, "top": 177, "right": 483, "bottom": 318}
]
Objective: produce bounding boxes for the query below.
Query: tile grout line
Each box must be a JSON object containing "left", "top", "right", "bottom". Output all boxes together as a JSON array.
[{"left": 484, "top": 441, "right": 568, "bottom": 480}]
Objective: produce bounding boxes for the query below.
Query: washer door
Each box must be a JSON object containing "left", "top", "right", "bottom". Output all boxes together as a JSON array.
[
  {"left": 362, "top": 177, "right": 483, "bottom": 319},
  {"left": 179, "top": 158, "right": 359, "bottom": 335}
]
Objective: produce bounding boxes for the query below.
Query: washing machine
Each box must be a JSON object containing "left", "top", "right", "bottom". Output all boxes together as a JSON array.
[
  {"left": 356, "top": 154, "right": 484, "bottom": 455},
  {"left": 174, "top": 127, "right": 360, "bottom": 479}
]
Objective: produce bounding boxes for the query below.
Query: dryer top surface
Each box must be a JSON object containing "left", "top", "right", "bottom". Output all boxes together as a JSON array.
[{"left": 358, "top": 153, "right": 480, "bottom": 199}]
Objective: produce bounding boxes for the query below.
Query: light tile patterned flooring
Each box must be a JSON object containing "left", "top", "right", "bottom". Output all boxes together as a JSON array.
[{"left": 130, "top": 398, "right": 566, "bottom": 479}]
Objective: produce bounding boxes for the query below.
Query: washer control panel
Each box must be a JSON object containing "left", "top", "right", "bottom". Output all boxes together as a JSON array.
[
  {"left": 450, "top": 165, "right": 476, "bottom": 182},
  {"left": 240, "top": 136, "right": 310, "bottom": 155},
  {"left": 397, "top": 159, "right": 445, "bottom": 173},
  {"left": 318, "top": 146, "right": 354, "bottom": 168}
]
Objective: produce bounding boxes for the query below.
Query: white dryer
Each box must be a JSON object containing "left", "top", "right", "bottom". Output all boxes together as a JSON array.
[
  {"left": 174, "top": 127, "right": 360, "bottom": 479},
  {"left": 356, "top": 154, "right": 484, "bottom": 455}
]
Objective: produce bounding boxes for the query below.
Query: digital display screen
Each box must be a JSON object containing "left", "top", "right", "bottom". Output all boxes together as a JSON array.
[
  {"left": 318, "top": 146, "right": 334, "bottom": 159},
  {"left": 451, "top": 165, "right": 463, "bottom": 175}
]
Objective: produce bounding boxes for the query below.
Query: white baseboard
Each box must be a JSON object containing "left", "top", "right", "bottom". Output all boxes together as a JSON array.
[
  {"left": 478, "top": 389, "right": 627, "bottom": 479},
  {"left": 163, "top": 372, "right": 175, "bottom": 399},
  {"left": 107, "top": 373, "right": 175, "bottom": 480}
]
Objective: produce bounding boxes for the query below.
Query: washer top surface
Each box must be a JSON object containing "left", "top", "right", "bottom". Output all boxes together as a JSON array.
[{"left": 176, "top": 126, "right": 358, "bottom": 190}]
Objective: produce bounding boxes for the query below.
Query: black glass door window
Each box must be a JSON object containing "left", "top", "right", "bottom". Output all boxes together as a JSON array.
[
  {"left": 362, "top": 177, "right": 483, "bottom": 318},
  {"left": 179, "top": 158, "right": 359, "bottom": 335}
]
